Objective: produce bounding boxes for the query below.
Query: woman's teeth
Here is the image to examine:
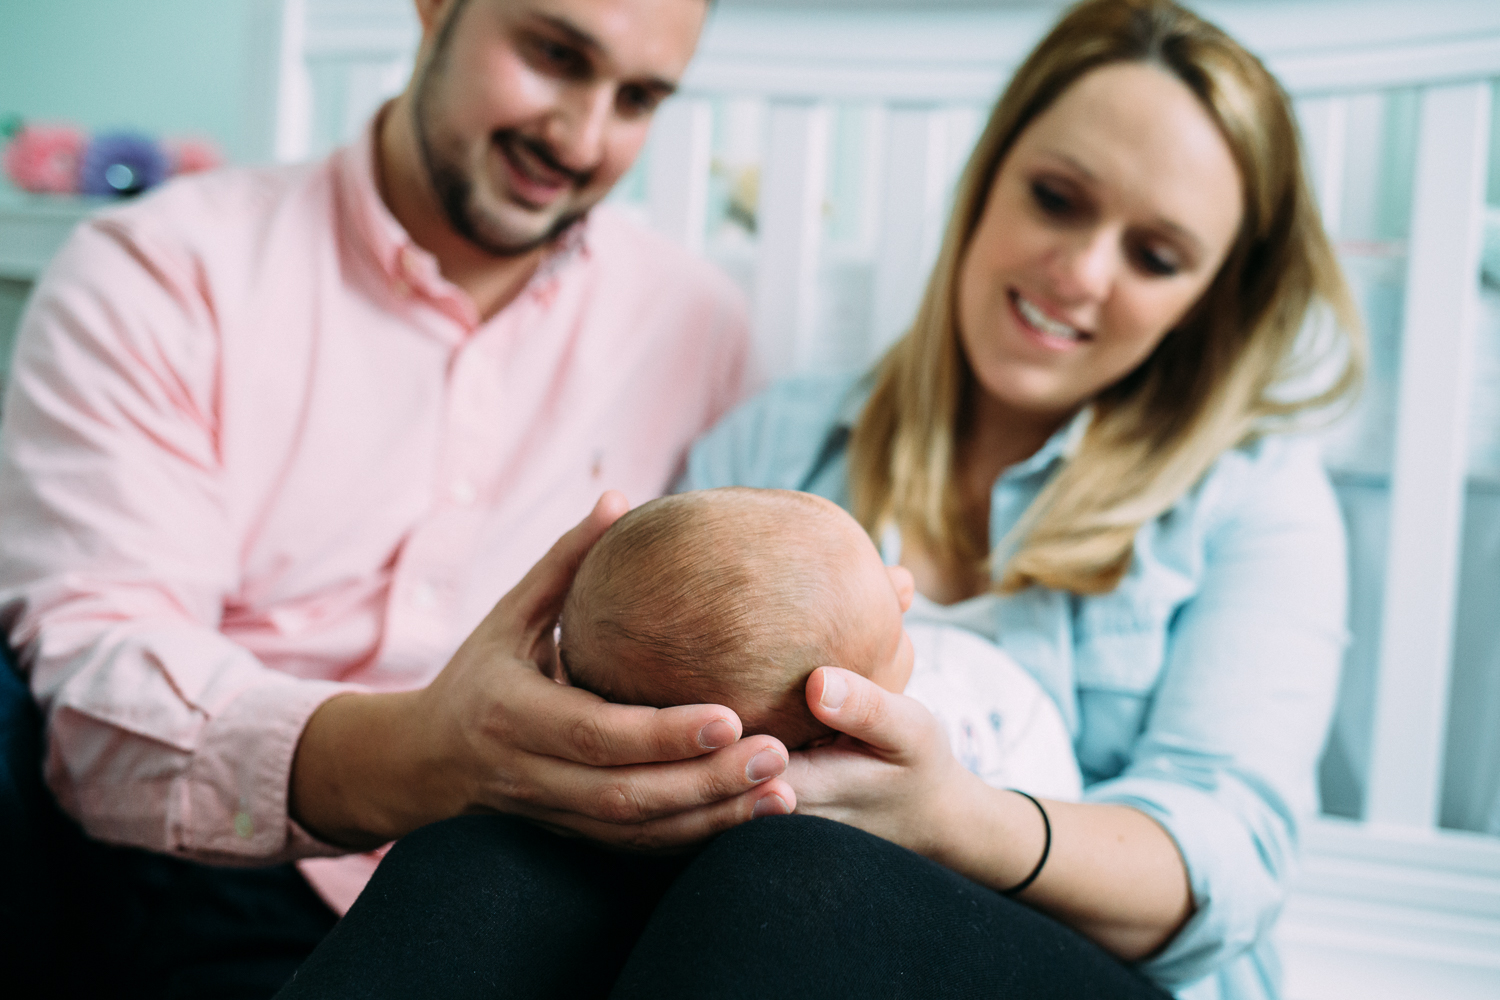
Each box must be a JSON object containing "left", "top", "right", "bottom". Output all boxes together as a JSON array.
[{"left": 1016, "top": 294, "right": 1084, "bottom": 342}]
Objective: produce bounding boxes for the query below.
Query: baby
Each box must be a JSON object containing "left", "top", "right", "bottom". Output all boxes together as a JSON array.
[{"left": 559, "top": 487, "right": 1080, "bottom": 798}]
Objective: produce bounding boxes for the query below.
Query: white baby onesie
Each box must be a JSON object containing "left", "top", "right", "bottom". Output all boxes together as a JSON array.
[{"left": 902, "top": 620, "right": 1082, "bottom": 802}]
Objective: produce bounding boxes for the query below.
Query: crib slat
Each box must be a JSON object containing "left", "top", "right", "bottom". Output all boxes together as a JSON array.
[
  {"left": 753, "top": 101, "right": 831, "bottom": 377},
  {"left": 273, "top": 0, "right": 313, "bottom": 163},
  {"left": 341, "top": 58, "right": 412, "bottom": 143},
  {"left": 1295, "top": 95, "right": 1349, "bottom": 235},
  {"left": 869, "top": 106, "right": 953, "bottom": 356},
  {"left": 1366, "top": 82, "right": 1493, "bottom": 829},
  {"left": 647, "top": 97, "right": 713, "bottom": 254}
]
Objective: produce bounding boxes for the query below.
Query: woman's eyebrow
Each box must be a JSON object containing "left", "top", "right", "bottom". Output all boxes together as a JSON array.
[
  {"left": 528, "top": 12, "right": 679, "bottom": 96},
  {"left": 1151, "top": 218, "right": 1205, "bottom": 260}
]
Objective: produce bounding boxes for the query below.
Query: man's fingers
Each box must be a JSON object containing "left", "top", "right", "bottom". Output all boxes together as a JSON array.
[
  {"left": 509, "top": 675, "right": 747, "bottom": 766},
  {"left": 520, "top": 778, "right": 798, "bottom": 853},
  {"left": 489, "top": 490, "right": 630, "bottom": 643},
  {"left": 502, "top": 730, "right": 791, "bottom": 826},
  {"left": 805, "top": 666, "right": 921, "bottom": 754}
]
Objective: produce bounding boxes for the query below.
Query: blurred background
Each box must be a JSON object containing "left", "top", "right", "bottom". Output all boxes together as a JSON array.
[{"left": 3, "top": 3, "right": 1500, "bottom": 993}]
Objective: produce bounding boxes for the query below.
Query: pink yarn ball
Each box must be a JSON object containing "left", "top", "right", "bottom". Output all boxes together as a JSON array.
[
  {"left": 3, "top": 124, "right": 85, "bottom": 194},
  {"left": 169, "top": 137, "right": 222, "bottom": 176}
]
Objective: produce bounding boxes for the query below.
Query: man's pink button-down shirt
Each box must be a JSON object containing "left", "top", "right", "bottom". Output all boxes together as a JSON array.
[{"left": 0, "top": 127, "right": 752, "bottom": 911}]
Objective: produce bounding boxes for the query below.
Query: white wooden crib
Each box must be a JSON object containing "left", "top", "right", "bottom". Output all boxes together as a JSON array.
[{"left": 4, "top": 1, "right": 1500, "bottom": 996}]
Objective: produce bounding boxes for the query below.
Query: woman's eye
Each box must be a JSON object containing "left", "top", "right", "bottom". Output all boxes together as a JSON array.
[
  {"left": 1031, "top": 180, "right": 1072, "bottom": 216},
  {"left": 1135, "top": 244, "right": 1181, "bottom": 277}
]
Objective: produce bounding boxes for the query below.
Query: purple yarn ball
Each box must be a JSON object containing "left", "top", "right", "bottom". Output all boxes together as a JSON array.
[{"left": 78, "top": 131, "right": 169, "bottom": 197}]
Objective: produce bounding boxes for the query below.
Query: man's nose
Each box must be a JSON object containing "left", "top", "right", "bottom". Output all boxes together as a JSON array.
[{"left": 545, "top": 84, "right": 613, "bottom": 176}]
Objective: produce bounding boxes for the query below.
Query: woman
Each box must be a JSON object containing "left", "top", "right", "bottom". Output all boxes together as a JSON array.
[{"left": 281, "top": 1, "right": 1361, "bottom": 996}]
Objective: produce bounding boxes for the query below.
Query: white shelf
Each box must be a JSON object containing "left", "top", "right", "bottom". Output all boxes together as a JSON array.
[{"left": 0, "top": 195, "right": 105, "bottom": 283}]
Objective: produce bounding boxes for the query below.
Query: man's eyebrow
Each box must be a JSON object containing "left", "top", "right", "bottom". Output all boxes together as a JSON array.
[
  {"left": 533, "top": 13, "right": 604, "bottom": 55},
  {"left": 530, "top": 13, "right": 679, "bottom": 96}
]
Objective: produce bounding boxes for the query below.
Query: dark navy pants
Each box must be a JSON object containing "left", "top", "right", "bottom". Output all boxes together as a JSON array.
[
  {"left": 0, "top": 645, "right": 336, "bottom": 999},
  {"left": 279, "top": 813, "right": 1173, "bottom": 1000}
]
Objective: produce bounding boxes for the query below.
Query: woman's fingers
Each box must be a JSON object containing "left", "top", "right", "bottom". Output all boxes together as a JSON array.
[{"left": 805, "top": 666, "right": 923, "bottom": 755}]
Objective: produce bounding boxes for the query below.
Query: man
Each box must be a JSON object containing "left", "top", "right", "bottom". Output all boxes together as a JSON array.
[{"left": 0, "top": 0, "right": 794, "bottom": 992}]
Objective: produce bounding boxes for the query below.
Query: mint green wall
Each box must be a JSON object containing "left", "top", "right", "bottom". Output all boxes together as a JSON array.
[{"left": 0, "top": 0, "right": 272, "bottom": 177}]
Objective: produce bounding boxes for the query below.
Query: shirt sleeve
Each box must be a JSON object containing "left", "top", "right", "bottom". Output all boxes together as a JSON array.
[
  {"left": 0, "top": 216, "right": 355, "bottom": 865},
  {"left": 1084, "top": 441, "right": 1347, "bottom": 988}
]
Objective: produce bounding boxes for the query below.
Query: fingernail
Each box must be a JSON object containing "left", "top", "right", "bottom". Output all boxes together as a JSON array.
[
  {"left": 746, "top": 749, "right": 786, "bottom": 783},
  {"left": 820, "top": 670, "right": 848, "bottom": 711},
  {"left": 751, "top": 794, "right": 790, "bottom": 819},
  {"left": 698, "top": 719, "right": 736, "bottom": 749}
]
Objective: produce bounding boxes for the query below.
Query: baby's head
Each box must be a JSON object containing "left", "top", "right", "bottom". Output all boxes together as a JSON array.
[{"left": 559, "top": 488, "right": 914, "bottom": 748}]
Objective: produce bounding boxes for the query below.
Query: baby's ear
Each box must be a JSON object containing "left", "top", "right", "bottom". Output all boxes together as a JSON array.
[
  {"left": 545, "top": 635, "right": 573, "bottom": 686},
  {"left": 888, "top": 565, "right": 915, "bottom": 613}
]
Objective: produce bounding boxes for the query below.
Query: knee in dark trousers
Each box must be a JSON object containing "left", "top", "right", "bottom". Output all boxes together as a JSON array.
[
  {"left": 279, "top": 815, "right": 686, "bottom": 1000},
  {"left": 612, "top": 814, "right": 1168, "bottom": 1000}
]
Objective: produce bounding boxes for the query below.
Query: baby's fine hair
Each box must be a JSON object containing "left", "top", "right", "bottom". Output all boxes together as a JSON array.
[{"left": 560, "top": 488, "right": 861, "bottom": 747}]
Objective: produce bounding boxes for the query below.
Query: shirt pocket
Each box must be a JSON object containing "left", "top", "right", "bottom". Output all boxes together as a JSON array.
[{"left": 1072, "top": 591, "right": 1172, "bottom": 695}]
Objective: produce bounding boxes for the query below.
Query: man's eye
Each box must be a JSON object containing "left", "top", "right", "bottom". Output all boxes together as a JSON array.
[
  {"left": 617, "top": 86, "right": 662, "bottom": 118},
  {"left": 1031, "top": 180, "right": 1072, "bottom": 215},
  {"left": 532, "top": 38, "right": 585, "bottom": 75}
]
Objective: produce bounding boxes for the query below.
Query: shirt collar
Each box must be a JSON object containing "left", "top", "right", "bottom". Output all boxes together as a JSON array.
[
  {"left": 334, "top": 111, "right": 594, "bottom": 327},
  {"left": 832, "top": 373, "right": 1091, "bottom": 481},
  {"left": 1004, "top": 405, "right": 1092, "bottom": 480}
]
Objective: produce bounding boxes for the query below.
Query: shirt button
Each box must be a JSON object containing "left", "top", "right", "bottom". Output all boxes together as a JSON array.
[
  {"left": 412, "top": 581, "right": 438, "bottom": 609},
  {"left": 450, "top": 479, "right": 477, "bottom": 505},
  {"left": 400, "top": 245, "right": 422, "bottom": 277}
]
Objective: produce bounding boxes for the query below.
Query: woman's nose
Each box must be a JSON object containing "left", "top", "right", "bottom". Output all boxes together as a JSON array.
[{"left": 1047, "top": 229, "right": 1116, "bottom": 304}]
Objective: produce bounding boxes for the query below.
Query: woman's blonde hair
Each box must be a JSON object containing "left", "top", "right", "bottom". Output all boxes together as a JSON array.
[{"left": 848, "top": 0, "right": 1364, "bottom": 595}]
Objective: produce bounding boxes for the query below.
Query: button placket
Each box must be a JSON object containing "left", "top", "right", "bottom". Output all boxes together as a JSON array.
[
  {"left": 411, "top": 580, "right": 439, "bottom": 610},
  {"left": 449, "top": 478, "right": 477, "bottom": 506}
]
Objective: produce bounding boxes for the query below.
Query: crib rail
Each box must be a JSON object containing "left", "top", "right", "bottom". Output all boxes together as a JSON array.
[
  {"left": 1365, "top": 82, "right": 1491, "bottom": 829},
  {"left": 275, "top": 2, "right": 1500, "bottom": 852}
]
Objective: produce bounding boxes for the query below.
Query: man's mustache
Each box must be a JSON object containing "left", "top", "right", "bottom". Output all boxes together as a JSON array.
[{"left": 494, "top": 131, "right": 592, "bottom": 189}]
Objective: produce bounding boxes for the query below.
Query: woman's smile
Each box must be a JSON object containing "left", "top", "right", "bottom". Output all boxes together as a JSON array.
[{"left": 1009, "top": 289, "right": 1093, "bottom": 349}]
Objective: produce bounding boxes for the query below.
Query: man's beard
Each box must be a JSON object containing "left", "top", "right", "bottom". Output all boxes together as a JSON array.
[
  {"left": 421, "top": 134, "right": 589, "bottom": 258},
  {"left": 411, "top": 1, "right": 591, "bottom": 258}
]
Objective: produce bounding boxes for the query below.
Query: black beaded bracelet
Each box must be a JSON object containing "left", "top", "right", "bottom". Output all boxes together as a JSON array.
[{"left": 1001, "top": 789, "right": 1051, "bottom": 896}]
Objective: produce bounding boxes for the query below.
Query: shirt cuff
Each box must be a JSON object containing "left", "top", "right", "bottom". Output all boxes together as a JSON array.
[
  {"left": 1086, "top": 773, "right": 1296, "bottom": 988},
  {"left": 175, "top": 673, "right": 361, "bottom": 863}
]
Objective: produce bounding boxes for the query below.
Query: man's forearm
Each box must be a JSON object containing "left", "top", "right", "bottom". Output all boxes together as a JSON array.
[{"left": 290, "top": 689, "right": 460, "bottom": 849}]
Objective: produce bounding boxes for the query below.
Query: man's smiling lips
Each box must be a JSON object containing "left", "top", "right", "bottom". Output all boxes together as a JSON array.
[
  {"left": 1009, "top": 289, "right": 1091, "bottom": 348},
  {"left": 495, "top": 133, "right": 579, "bottom": 209}
]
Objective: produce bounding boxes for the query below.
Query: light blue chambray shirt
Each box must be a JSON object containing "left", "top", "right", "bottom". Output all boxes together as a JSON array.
[{"left": 681, "top": 372, "right": 1347, "bottom": 1000}]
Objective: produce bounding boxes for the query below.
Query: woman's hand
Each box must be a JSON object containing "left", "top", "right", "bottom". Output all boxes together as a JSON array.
[
  {"left": 290, "top": 492, "right": 796, "bottom": 852},
  {"left": 786, "top": 666, "right": 978, "bottom": 860},
  {"left": 791, "top": 665, "right": 1193, "bottom": 961}
]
